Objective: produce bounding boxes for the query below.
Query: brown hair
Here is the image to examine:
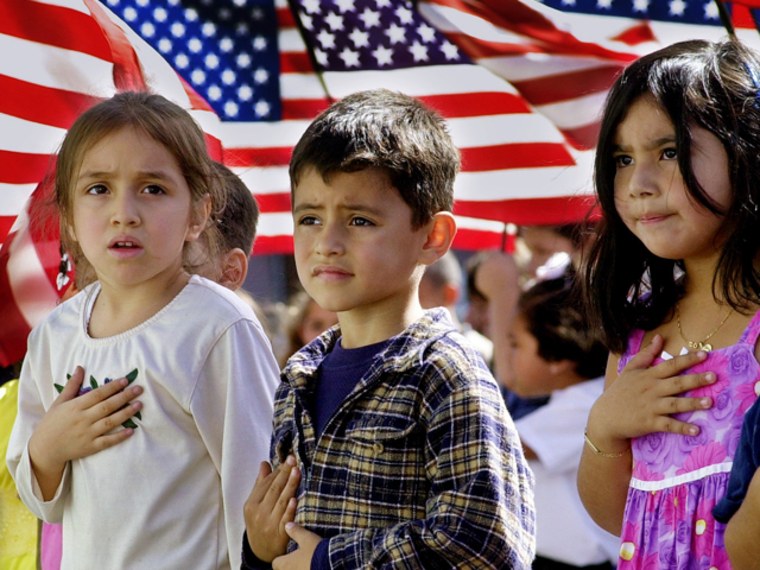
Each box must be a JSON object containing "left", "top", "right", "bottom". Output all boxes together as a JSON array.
[{"left": 55, "top": 91, "right": 224, "bottom": 283}]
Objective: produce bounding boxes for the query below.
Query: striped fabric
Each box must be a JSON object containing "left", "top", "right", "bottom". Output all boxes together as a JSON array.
[{"left": 3, "top": 0, "right": 760, "bottom": 367}]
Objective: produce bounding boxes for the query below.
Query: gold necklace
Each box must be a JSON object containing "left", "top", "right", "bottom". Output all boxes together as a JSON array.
[{"left": 675, "top": 304, "right": 732, "bottom": 352}]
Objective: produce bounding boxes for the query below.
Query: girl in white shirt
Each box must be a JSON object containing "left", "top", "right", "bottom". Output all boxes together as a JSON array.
[{"left": 6, "top": 91, "right": 279, "bottom": 570}]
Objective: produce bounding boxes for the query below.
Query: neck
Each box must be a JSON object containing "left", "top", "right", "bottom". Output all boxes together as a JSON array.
[
  {"left": 338, "top": 298, "right": 425, "bottom": 349},
  {"left": 89, "top": 270, "right": 190, "bottom": 338},
  {"left": 681, "top": 256, "right": 723, "bottom": 303}
]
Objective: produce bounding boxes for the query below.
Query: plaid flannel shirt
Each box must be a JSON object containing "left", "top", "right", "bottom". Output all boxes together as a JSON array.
[{"left": 248, "top": 308, "right": 535, "bottom": 568}]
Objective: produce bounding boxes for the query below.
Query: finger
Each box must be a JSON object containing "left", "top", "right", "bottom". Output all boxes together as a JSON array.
[
  {"left": 247, "top": 462, "right": 275, "bottom": 503},
  {"left": 624, "top": 334, "right": 665, "bottom": 370},
  {"left": 94, "top": 400, "right": 143, "bottom": 434},
  {"left": 663, "top": 371, "right": 717, "bottom": 396},
  {"left": 90, "top": 425, "right": 136, "bottom": 453},
  {"left": 653, "top": 416, "right": 703, "bottom": 437},
  {"left": 272, "top": 467, "right": 300, "bottom": 520},
  {"left": 655, "top": 349, "right": 708, "bottom": 379},
  {"left": 53, "top": 366, "right": 86, "bottom": 405},
  {"left": 263, "top": 456, "right": 298, "bottom": 504},
  {"left": 88, "top": 384, "right": 143, "bottom": 421},
  {"left": 280, "top": 497, "right": 297, "bottom": 528},
  {"left": 659, "top": 395, "right": 713, "bottom": 416},
  {"left": 78, "top": 376, "right": 132, "bottom": 408},
  {"left": 284, "top": 522, "right": 304, "bottom": 544}
]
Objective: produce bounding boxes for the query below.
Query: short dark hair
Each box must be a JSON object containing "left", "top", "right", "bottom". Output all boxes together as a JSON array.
[
  {"left": 211, "top": 161, "right": 259, "bottom": 254},
  {"left": 519, "top": 273, "right": 607, "bottom": 380},
  {"left": 583, "top": 39, "right": 760, "bottom": 352},
  {"left": 289, "top": 89, "right": 460, "bottom": 228}
]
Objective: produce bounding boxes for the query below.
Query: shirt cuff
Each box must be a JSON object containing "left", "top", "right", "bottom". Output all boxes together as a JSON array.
[
  {"left": 310, "top": 539, "right": 330, "bottom": 570},
  {"left": 241, "top": 531, "right": 271, "bottom": 570}
]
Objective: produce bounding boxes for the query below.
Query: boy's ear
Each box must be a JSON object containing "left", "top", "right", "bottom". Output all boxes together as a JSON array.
[
  {"left": 218, "top": 248, "right": 249, "bottom": 291},
  {"left": 549, "top": 359, "right": 575, "bottom": 376},
  {"left": 419, "top": 212, "right": 457, "bottom": 265},
  {"left": 187, "top": 194, "right": 212, "bottom": 241}
]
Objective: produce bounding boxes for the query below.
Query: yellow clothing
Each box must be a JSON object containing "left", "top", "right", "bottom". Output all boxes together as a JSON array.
[{"left": 0, "top": 380, "right": 38, "bottom": 569}]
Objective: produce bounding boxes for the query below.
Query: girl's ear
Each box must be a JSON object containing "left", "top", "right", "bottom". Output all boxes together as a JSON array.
[
  {"left": 419, "top": 212, "right": 457, "bottom": 266},
  {"left": 187, "top": 193, "right": 212, "bottom": 242}
]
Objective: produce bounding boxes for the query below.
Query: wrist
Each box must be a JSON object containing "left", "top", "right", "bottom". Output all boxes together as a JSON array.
[
  {"left": 583, "top": 428, "right": 630, "bottom": 458},
  {"left": 28, "top": 434, "right": 65, "bottom": 476}
]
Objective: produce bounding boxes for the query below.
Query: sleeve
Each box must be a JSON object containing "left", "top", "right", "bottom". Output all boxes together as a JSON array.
[
  {"left": 241, "top": 530, "right": 273, "bottom": 570},
  {"left": 516, "top": 381, "right": 602, "bottom": 474},
  {"left": 325, "top": 362, "right": 536, "bottom": 569},
  {"left": 6, "top": 337, "right": 72, "bottom": 523},
  {"left": 190, "top": 318, "right": 280, "bottom": 570},
  {"left": 713, "top": 398, "right": 760, "bottom": 523}
]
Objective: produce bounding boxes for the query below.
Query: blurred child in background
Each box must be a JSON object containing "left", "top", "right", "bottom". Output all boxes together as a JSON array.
[{"left": 509, "top": 273, "right": 618, "bottom": 569}]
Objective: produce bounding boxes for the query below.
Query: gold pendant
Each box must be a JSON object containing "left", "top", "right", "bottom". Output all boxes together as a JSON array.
[{"left": 688, "top": 341, "right": 712, "bottom": 352}]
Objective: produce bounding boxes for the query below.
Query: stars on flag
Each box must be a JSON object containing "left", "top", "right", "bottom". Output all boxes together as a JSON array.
[
  {"left": 103, "top": 0, "right": 282, "bottom": 121},
  {"left": 292, "top": 0, "right": 466, "bottom": 72},
  {"left": 539, "top": 0, "right": 725, "bottom": 23}
]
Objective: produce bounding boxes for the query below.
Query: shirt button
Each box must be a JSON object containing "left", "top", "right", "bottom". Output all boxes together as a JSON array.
[{"left": 373, "top": 442, "right": 384, "bottom": 455}]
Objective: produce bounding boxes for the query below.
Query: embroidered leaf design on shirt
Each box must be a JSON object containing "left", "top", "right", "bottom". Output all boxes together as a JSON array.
[
  {"left": 54, "top": 372, "right": 74, "bottom": 393},
  {"left": 54, "top": 369, "right": 142, "bottom": 429}
]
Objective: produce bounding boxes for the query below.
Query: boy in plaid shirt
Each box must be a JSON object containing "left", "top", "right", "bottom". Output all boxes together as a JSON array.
[{"left": 242, "top": 89, "right": 535, "bottom": 569}]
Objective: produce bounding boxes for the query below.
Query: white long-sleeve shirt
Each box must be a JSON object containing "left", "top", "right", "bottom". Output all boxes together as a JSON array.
[
  {"left": 516, "top": 379, "right": 620, "bottom": 566},
  {"left": 7, "top": 275, "right": 279, "bottom": 570}
]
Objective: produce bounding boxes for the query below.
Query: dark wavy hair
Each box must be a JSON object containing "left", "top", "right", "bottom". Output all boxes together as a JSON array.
[
  {"left": 520, "top": 271, "right": 607, "bottom": 380},
  {"left": 582, "top": 39, "right": 760, "bottom": 353}
]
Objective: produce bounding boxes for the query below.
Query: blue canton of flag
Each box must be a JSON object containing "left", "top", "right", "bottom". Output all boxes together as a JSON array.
[
  {"left": 103, "top": 0, "right": 283, "bottom": 121},
  {"left": 537, "top": 0, "right": 725, "bottom": 26},
  {"left": 291, "top": 0, "right": 467, "bottom": 72}
]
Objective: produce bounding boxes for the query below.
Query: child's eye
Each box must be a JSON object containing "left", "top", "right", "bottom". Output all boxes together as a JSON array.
[
  {"left": 613, "top": 154, "right": 632, "bottom": 168},
  {"left": 661, "top": 147, "right": 678, "bottom": 160},
  {"left": 298, "top": 215, "right": 320, "bottom": 226},
  {"left": 349, "top": 217, "right": 374, "bottom": 227},
  {"left": 85, "top": 184, "right": 109, "bottom": 195},
  {"left": 142, "top": 184, "right": 166, "bottom": 195}
]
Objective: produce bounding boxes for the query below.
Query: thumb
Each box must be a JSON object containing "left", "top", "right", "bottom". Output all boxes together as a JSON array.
[
  {"left": 284, "top": 522, "right": 307, "bottom": 544},
  {"left": 53, "top": 366, "right": 85, "bottom": 405}
]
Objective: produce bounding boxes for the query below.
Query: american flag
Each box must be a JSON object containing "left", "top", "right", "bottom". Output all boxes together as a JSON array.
[{"left": 1, "top": 0, "right": 759, "bottom": 366}]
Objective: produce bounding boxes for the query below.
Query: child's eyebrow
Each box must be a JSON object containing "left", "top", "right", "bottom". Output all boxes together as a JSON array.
[
  {"left": 293, "top": 202, "right": 384, "bottom": 216},
  {"left": 77, "top": 169, "right": 176, "bottom": 181},
  {"left": 613, "top": 136, "right": 676, "bottom": 153},
  {"left": 341, "top": 203, "right": 384, "bottom": 216},
  {"left": 292, "top": 202, "right": 322, "bottom": 213}
]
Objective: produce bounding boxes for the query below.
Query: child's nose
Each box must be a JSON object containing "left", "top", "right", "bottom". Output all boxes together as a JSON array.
[
  {"left": 315, "top": 223, "right": 345, "bottom": 256},
  {"left": 110, "top": 194, "right": 140, "bottom": 226},
  {"left": 627, "top": 163, "right": 659, "bottom": 199}
]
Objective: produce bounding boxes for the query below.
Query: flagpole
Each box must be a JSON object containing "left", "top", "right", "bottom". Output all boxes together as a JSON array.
[
  {"left": 714, "top": 0, "right": 737, "bottom": 38},
  {"left": 285, "top": 0, "right": 336, "bottom": 103}
]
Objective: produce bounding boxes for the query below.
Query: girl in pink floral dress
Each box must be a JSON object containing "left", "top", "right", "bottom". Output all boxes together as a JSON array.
[{"left": 577, "top": 39, "right": 760, "bottom": 569}]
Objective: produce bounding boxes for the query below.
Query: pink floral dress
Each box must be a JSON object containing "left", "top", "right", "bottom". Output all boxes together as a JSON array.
[{"left": 617, "top": 311, "right": 760, "bottom": 569}]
